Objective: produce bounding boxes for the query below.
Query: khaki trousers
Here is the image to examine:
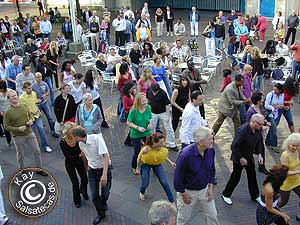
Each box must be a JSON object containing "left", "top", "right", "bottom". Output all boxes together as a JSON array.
[
  {"left": 212, "top": 111, "right": 240, "bottom": 135},
  {"left": 13, "top": 132, "right": 42, "bottom": 169},
  {"left": 177, "top": 186, "right": 220, "bottom": 225}
]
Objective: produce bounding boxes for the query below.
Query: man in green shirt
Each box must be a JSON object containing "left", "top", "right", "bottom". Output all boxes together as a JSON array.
[{"left": 4, "top": 90, "right": 46, "bottom": 176}]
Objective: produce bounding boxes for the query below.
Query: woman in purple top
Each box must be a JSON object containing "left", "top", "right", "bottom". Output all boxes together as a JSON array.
[{"left": 246, "top": 92, "right": 271, "bottom": 127}]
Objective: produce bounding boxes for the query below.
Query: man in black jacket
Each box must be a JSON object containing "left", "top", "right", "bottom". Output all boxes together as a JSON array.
[
  {"left": 36, "top": 54, "right": 55, "bottom": 105},
  {"left": 221, "top": 114, "right": 267, "bottom": 205},
  {"left": 215, "top": 17, "right": 225, "bottom": 50}
]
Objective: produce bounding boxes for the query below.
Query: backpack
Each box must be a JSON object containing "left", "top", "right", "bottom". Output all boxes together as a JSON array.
[{"left": 271, "top": 68, "right": 284, "bottom": 80}]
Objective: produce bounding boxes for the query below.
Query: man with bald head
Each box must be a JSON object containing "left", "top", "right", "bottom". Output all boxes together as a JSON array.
[
  {"left": 222, "top": 114, "right": 267, "bottom": 205},
  {"left": 285, "top": 10, "right": 299, "bottom": 45}
]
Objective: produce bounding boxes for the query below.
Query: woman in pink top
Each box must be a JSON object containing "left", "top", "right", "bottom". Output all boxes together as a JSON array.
[
  {"left": 137, "top": 67, "right": 156, "bottom": 94},
  {"left": 256, "top": 16, "right": 268, "bottom": 42}
]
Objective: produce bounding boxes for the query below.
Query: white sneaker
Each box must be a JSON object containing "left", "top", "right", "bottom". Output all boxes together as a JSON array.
[
  {"left": 167, "top": 32, "right": 170, "bottom": 36},
  {"left": 255, "top": 196, "right": 263, "bottom": 205},
  {"left": 171, "top": 32, "right": 173, "bottom": 36},
  {"left": 45, "top": 146, "right": 52, "bottom": 153},
  {"left": 221, "top": 194, "right": 232, "bottom": 205},
  {"left": 139, "top": 193, "right": 145, "bottom": 201}
]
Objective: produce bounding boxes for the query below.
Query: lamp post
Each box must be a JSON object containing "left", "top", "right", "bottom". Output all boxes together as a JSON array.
[{"left": 69, "top": 0, "right": 79, "bottom": 42}]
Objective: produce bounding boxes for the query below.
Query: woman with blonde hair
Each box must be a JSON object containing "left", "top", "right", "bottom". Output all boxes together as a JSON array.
[
  {"left": 277, "top": 133, "right": 300, "bottom": 220},
  {"left": 75, "top": 93, "right": 103, "bottom": 134},
  {"left": 137, "top": 67, "right": 156, "bottom": 93},
  {"left": 274, "top": 23, "right": 285, "bottom": 42},
  {"left": 127, "top": 92, "right": 152, "bottom": 175},
  {"left": 47, "top": 41, "right": 59, "bottom": 88},
  {"left": 252, "top": 46, "right": 264, "bottom": 92},
  {"left": 155, "top": 8, "right": 164, "bottom": 37},
  {"left": 60, "top": 122, "right": 88, "bottom": 208}
]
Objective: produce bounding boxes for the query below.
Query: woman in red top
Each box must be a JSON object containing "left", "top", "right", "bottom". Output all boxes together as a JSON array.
[
  {"left": 220, "top": 68, "right": 232, "bottom": 92},
  {"left": 122, "top": 81, "right": 136, "bottom": 146},
  {"left": 117, "top": 63, "right": 133, "bottom": 93},
  {"left": 255, "top": 15, "right": 268, "bottom": 42},
  {"left": 137, "top": 67, "right": 156, "bottom": 94},
  {"left": 281, "top": 77, "right": 298, "bottom": 133},
  {"left": 40, "top": 38, "right": 50, "bottom": 53}
]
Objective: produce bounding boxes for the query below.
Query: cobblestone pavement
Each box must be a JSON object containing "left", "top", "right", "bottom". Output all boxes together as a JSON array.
[{"left": 1, "top": 5, "right": 300, "bottom": 225}]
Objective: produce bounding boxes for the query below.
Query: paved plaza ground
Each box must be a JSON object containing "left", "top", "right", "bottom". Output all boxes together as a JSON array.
[{"left": 1, "top": 3, "right": 300, "bottom": 225}]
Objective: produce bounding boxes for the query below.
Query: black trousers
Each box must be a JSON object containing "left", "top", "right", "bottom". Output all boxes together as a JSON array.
[
  {"left": 284, "top": 27, "right": 297, "bottom": 45},
  {"left": 0, "top": 113, "right": 11, "bottom": 144},
  {"left": 166, "top": 19, "right": 173, "bottom": 32},
  {"left": 222, "top": 162, "right": 259, "bottom": 199},
  {"left": 172, "top": 112, "right": 181, "bottom": 133},
  {"left": 199, "top": 104, "right": 205, "bottom": 119},
  {"left": 94, "top": 97, "right": 106, "bottom": 122},
  {"left": 65, "top": 158, "right": 88, "bottom": 204},
  {"left": 115, "top": 31, "right": 125, "bottom": 46},
  {"left": 88, "top": 167, "right": 112, "bottom": 216}
]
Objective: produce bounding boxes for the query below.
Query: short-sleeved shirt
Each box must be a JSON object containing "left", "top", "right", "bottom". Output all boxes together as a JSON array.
[
  {"left": 147, "top": 88, "right": 170, "bottom": 114},
  {"left": 138, "top": 146, "right": 168, "bottom": 165},
  {"left": 151, "top": 65, "right": 166, "bottom": 82},
  {"left": 127, "top": 105, "right": 152, "bottom": 138},
  {"left": 78, "top": 134, "right": 111, "bottom": 169},
  {"left": 32, "top": 81, "right": 49, "bottom": 105},
  {"left": 68, "top": 81, "right": 86, "bottom": 104}
]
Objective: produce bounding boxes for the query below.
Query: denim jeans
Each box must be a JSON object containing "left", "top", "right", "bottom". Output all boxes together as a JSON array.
[
  {"left": 131, "top": 136, "right": 147, "bottom": 169},
  {"left": 140, "top": 164, "right": 174, "bottom": 202},
  {"left": 38, "top": 101, "right": 55, "bottom": 133},
  {"left": 292, "top": 61, "right": 300, "bottom": 80},
  {"left": 163, "top": 74, "right": 172, "bottom": 98},
  {"left": 32, "top": 117, "right": 49, "bottom": 150},
  {"left": 13, "top": 35, "right": 21, "bottom": 46},
  {"left": 88, "top": 167, "right": 112, "bottom": 216},
  {"left": 44, "top": 77, "right": 55, "bottom": 105},
  {"left": 254, "top": 74, "right": 263, "bottom": 92},
  {"left": 278, "top": 108, "right": 293, "bottom": 127},
  {"left": 265, "top": 116, "right": 280, "bottom": 148},
  {"left": 215, "top": 37, "right": 224, "bottom": 50}
]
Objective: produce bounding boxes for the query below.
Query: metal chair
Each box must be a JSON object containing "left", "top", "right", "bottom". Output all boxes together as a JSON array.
[{"left": 171, "top": 72, "right": 181, "bottom": 88}]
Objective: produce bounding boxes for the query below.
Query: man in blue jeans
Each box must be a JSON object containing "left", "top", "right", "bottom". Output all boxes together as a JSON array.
[
  {"left": 32, "top": 72, "right": 59, "bottom": 137},
  {"left": 19, "top": 82, "right": 53, "bottom": 153},
  {"left": 36, "top": 54, "right": 55, "bottom": 105},
  {"left": 72, "top": 127, "right": 112, "bottom": 225}
]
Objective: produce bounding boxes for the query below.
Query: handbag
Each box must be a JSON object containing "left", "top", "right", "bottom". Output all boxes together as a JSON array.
[{"left": 54, "top": 97, "right": 69, "bottom": 134}]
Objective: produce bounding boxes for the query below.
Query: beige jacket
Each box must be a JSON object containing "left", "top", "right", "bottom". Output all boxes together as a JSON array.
[{"left": 218, "top": 82, "right": 245, "bottom": 117}]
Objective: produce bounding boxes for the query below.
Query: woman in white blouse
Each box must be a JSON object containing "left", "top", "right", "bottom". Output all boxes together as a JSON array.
[
  {"left": 68, "top": 73, "right": 87, "bottom": 108},
  {"left": 0, "top": 52, "right": 11, "bottom": 79},
  {"left": 272, "top": 11, "right": 285, "bottom": 31}
]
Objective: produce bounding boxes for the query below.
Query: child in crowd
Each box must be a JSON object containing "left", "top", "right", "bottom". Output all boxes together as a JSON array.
[
  {"left": 220, "top": 68, "right": 232, "bottom": 92},
  {"left": 100, "top": 20, "right": 108, "bottom": 42}
]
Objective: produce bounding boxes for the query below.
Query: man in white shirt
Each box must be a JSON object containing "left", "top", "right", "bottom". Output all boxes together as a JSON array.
[
  {"left": 112, "top": 14, "right": 126, "bottom": 46},
  {"left": 106, "top": 48, "right": 122, "bottom": 72},
  {"left": 179, "top": 90, "right": 208, "bottom": 149},
  {"left": 72, "top": 126, "right": 112, "bottom": 225},
  {"left": 170, "top": 38, "right": 191, "bottom": 63},
  {"left": 40, "top": 15, "right": 52, "bottom": 40},
  {"left": 275, "top": 40, "right": 289, "bottom": 56},
  {"left": 124, "top": 6, "right": 134, "bottom": 19},
  {"left": 15, "top": 64, "right": 35, "bottom": 95}
]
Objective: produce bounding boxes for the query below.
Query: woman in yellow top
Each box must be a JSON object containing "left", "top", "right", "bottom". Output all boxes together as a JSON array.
[
  {"left": 137, "top": 132, "right": 175, "bottom": 202},
  {"left": 274, "top": 23, "right": 284, "bottom": 42},
  {"left": 278, "top": 133, "right": 300, "bottom": 220}
]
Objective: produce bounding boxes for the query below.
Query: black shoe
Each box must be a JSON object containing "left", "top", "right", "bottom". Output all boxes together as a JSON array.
[
  {"left": 75, "top": 202, "right": 81, "bottom": 208},
  {"left": 296, "top": 213, "right": 300, "bottom": 221},
  {"left": 259, "top": 166, "right": 269, "bottom": 175},
  {"left": 51, "top": 132, "right": 59, "bottom": 138},
  {"left": 36, "top": 170, "right": 48, "bottom": 177},
  {"left": 81, "top": 192, "right": 89, "bottom": 200},
  {"left": 101, "top": 121, "right": 109, "bottom": 128},
  {"left": 92, "top": 215, "right": 105, "bottom": 225},
  {"left": 169, "top": 146, "right": 179, "bottom": 152},
  {"left": 124, "top": 140, "right": 133, "bottom": 146}
]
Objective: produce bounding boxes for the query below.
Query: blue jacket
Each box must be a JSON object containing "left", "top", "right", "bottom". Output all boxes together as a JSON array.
[{"left": 188, "top": 11, "right": 200, "bottom": 22}]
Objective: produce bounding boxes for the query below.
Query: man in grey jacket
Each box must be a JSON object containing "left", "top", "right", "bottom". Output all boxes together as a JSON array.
[
  {"left": 285, "top": 10, "right": 299, "bottom": 45},
  {"left": 212, "top": 74, "right": 251, "bottom": 135}
]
